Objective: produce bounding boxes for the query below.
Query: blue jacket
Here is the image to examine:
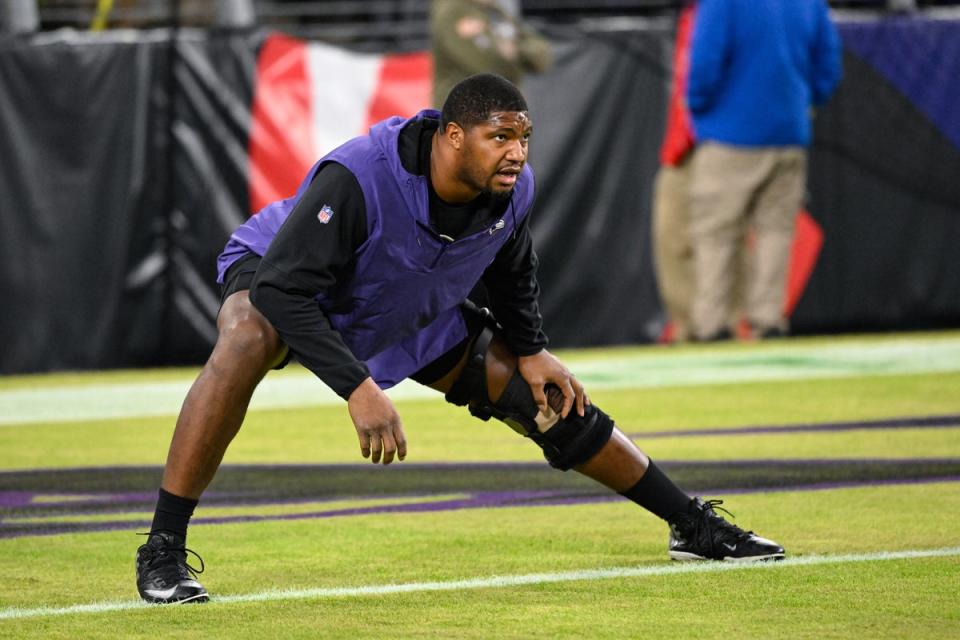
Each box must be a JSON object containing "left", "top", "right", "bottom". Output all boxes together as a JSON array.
[{"left": 687, "top": 0, "right": 842, "bottom": 147}]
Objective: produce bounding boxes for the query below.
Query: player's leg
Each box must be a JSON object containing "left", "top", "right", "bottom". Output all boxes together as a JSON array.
[
  {"left": 137, "top": 256, "right": 289, "bottom": 604},
  {"left": 419, "top": 312, "right": 784, "bottom": 562},
  {"left": 159, "top": 290, "right": 288, "bottom": 500},
  {"left": 480, "top": 335, "right": 656, "bottom": 492}
]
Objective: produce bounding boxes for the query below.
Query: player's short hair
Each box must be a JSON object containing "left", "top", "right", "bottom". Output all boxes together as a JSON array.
[{"left": 441, "top": 73, "right": 529, "bottom": 129}]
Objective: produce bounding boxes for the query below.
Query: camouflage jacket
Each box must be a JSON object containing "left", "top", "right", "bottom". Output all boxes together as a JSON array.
[{"left": 430, "top": 0, "right": 553, "bottom": 108}]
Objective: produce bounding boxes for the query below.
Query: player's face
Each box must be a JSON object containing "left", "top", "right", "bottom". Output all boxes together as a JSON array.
[{"left": 458, "top": 111, "right": 532, "bottom": 197}]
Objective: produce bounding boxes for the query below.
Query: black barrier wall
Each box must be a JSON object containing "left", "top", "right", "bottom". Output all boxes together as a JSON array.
[
  {"left": 0, "top": 35, "right": 171, "bottom": 372},
  {"left": 1, "top": 19, "right": 959, "bottom": 375},
  {"left": 0, "top": 31, "right": 260, "bottom": 373}
]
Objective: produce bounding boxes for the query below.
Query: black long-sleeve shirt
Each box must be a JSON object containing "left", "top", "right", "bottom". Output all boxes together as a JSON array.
[{"left": 249, "top": 116, "right": 547, "bottom": 399}]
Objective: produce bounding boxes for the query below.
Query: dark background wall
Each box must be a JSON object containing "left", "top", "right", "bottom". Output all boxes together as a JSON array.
[{"left": 1, "top": 15, "right": 959, "bottom": 374}]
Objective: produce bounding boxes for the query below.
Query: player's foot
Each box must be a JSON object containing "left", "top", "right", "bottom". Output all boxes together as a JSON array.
[
  {"left": 136, "top": 531, "right": 209, "bottom": 603},
  {"left": 667, "top": 497, "right": 785, "bottom": 562}
]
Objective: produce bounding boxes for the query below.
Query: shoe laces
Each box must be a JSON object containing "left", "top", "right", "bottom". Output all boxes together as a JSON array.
[
  {"left": 137, "top": 532, "right": 205, "bottom": 580},
  {"left": 692, "top": 500, "right": 755, "bottom": 556}
]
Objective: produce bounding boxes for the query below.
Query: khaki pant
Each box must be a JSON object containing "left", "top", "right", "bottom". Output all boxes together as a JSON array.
[
  {"left": 653, "top": 159, "right": 749, "bottom": 342},
  {"left": 688, "top": 142, "right": 806, "bottom": 339},
  {"left": 652, "top": 162, "right": 695, "bottom": 341}
]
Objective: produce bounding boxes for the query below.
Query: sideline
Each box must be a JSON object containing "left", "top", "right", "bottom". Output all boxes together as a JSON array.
[
  {"left": 3, "top": 337, "right": 960, "bottom": 426},
  {"left": 1, "top": 547, "right": 958, "bottom": 621}
]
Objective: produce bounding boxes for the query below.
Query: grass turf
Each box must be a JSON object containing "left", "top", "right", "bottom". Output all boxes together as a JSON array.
[
  {"left": 1, "top": 484, "right": 958, "bottom": 638},
  {"left": 1, "top": 333, "right": 958, "bottom": 637},
  {"left": 0, "top": 370, "right": 958, "bottom": 468}
]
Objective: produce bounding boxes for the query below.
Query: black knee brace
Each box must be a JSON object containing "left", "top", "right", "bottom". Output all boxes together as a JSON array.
[{"left": 445, "top": 318, "right": 615, "bottom": 471}]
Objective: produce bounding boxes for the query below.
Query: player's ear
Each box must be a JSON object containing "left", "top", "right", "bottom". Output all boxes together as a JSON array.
[{"left": 445, "top": 122, "right": 465, "bottom": 151}]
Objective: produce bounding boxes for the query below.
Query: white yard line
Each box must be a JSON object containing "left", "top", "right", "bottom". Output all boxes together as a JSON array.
[
  {"left": 1, "top": 547, "right": 958, "bottom": 621},
  {"left": 3, "top": 337, "right": 960, "bottom": 426}
]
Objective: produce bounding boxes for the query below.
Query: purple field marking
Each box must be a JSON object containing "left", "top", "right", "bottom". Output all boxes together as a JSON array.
[
  {"left": 0, "top": 490, "right": 213, "bottom": 509},
  {"left": 664, "top": 457, "right": 960, "bottom": 467},
  {"left": 2, "top": 475, "right": 958, "bottom": 540},
  {"left": 5, "top": 456, "right": 959, "bottom": 478},
  {"left": 0, "top": 461, "right": 562, "bottom": 477},
  {"left": 0, "top": 490, "right": 583, "bottom": 539},
  {"left": 189, "top": 490, "right": 565, "bottom": 523},
  {"left": 711, "top": 475, "right": 960, "bottom": 495},
  {"left": 3, "top": 459, "right": 960, "bottom": 512},
  {"left": 0, "top": 492, "right": 33, "bottom": 508},
  {"left": 627, "top": 413, "right": 960, "bottom": 439}
]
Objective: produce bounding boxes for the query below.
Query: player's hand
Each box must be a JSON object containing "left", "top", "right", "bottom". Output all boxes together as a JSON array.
[
  {"left": 347, "top": 377, "right": 407, "bottom": 465},
  {"left": 517, "top": 350, "right": 589, "bottom": 419}
]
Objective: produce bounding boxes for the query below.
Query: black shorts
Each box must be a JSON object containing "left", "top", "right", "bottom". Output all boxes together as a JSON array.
[
  {"left": 219, "top": 252, "right": 263, "bottom": 306},
  {"left": 219, "top": 252, "right": 487, "bottom": 385}
]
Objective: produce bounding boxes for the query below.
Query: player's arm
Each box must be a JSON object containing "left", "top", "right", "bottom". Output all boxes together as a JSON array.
[
  {"left": 250, "top": 162, "right": 369, "bottom": 398},
  {"left": 249, "top": 163, "right": 405, "bottom": 464},
  {"left": 481, "top": 219, "right": 587, "bottom": 418},
  {"left": 481, "top": 218, "right": 545, "bottom": 356}
]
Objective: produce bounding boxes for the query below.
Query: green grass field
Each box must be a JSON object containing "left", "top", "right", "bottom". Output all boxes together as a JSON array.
[{"left": 1, "top": 332, "right": 959, "bottom": 638}]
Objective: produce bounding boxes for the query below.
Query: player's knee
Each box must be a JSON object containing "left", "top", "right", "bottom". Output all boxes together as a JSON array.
[
  {"left": 216, "top": 300, "right": 284, "bottom": 369},
  {"left": 489, "top": 370, "right": 614, "bottom": 470},
  {"left": 445, "top": 328, "right": 613, "bottom": 470}
]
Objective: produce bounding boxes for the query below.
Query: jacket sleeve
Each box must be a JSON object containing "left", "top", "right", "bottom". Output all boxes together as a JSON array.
[
  {"left": 686, "top": 0, "right": 730, "bottom": 115},
  {"left": 249, "top": 162, "right": 371, "bottom": 400},
  {"left": 481, "top": 218, "right": 548, "bottom": 356},
  {"left": 810, "top": 2, "right": 843, "bottom": 106}
]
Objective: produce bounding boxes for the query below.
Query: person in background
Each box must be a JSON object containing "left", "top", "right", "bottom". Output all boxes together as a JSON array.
[
  {"left": 652, "top": 1, "right": 698, "bottom": 343},
  {"left": 686, "top": 0, "right": 841, "bottom": 341},
  {"left": 654, "top": 0, "right": 752, "bottom": 343},
  {"left": 430, "top": 0, "right": 553, "bottom": 109}
]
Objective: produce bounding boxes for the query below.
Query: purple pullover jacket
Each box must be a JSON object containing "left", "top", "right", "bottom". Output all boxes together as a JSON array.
[{"left": 216, "top": 110, "right": 536, "bottom": 388}]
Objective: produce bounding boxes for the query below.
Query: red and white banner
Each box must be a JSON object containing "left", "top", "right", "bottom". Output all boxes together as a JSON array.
[{"left": 248, "top": 34, "right": 433, "bottom": 213}]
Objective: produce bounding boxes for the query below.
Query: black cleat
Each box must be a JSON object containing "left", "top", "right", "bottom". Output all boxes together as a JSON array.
[
  {"left": 136, "top": 531, "right": 209, "bottom": 604},
  {"left": 667, "top": 497, "right": 785, "bottom": 562}
]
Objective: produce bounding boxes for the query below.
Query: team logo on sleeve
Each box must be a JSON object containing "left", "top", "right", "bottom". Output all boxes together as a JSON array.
[{"left": 317, "top": 204, "right": 334, "bottom": 224}]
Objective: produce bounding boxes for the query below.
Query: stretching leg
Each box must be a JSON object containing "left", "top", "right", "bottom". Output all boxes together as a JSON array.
[
  {"left": 137, "top": 290, "right": 288, "bottom": 604},
  {"left": 427, "top": 334, "right": 673, "bottom": 500},
  {"left": 428, "top": 327, "right": 785, "bottom": 562},
  {"left": 162, "top": 290, "right": 288, "bottom": 498}
]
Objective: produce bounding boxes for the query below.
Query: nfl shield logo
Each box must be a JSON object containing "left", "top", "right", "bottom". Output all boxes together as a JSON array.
[{"left": 317, "top": 205, "right": 334, "bottom": 224}]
